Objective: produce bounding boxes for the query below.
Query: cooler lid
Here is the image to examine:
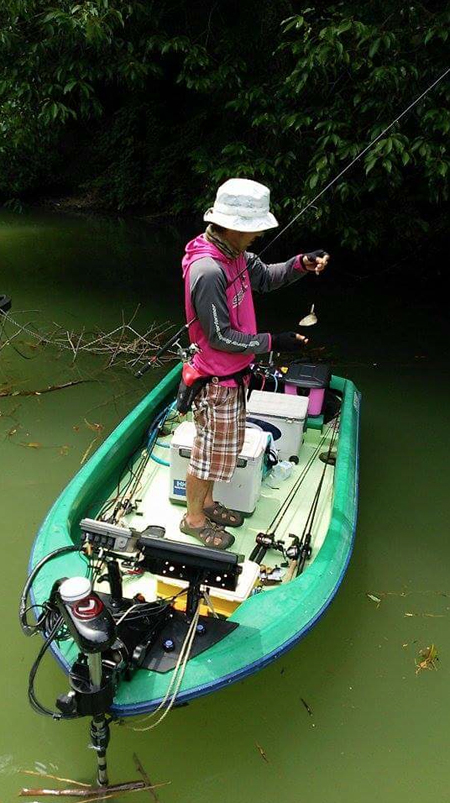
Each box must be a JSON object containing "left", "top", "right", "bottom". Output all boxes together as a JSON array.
[
  {"left": 171, "top": 420, "right": 196, "bottom": 449},
  {"left": 239, "top": 427, "right": 268, "bottom": 460},
  {"left": 171, "top": 421, "right": 267, "bottom": 459},
  {"left": 284, "top": 362, "right": 331, "bottom": 389},
  {"left": 247, "top": 390, "right": 309, "bottom": 420}
]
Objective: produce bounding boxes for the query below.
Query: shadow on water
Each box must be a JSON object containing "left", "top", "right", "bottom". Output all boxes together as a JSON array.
[{"left": 1, "top": 210, "right": 450, "bottom": 802}]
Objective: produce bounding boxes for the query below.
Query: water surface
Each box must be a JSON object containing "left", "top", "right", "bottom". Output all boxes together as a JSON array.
[{"left": 1, "top": 210, "right": 449, "bottom": 802}]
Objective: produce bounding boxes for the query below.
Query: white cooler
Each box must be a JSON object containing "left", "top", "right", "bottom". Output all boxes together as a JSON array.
[
  {"left": 169, "top": 421, "right": 267, "bottom": 514},
  {"left": 246, "top": 390, "right": 309, "bottom": 461}
]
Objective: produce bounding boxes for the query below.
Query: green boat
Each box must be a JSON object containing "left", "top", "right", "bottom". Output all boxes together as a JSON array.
[{"left": 27, "top": 362, "right": 360, "bottom": 718}]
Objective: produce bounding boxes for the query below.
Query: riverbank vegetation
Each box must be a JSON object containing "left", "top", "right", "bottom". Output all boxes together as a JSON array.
[{"left": 0, "top": 1, "right": 448, "bottom": 255}]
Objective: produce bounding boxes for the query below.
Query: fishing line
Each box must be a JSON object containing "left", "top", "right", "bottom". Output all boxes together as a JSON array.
[{"left": 259, "top": 66, "right": 450, "bottom": 257}]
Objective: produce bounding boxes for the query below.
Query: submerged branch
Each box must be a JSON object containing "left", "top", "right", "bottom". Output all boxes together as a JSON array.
[
  {"left": 19, "top": 779, "right": 169, "bottom": 797},
  {"left": 133, "top": 754, "right": 160, "bottom": 803},
  {"left": 0, "top": 380, "right": 89, "bottom": 397},
  {"left": 21, "top": 770, "right": 91, "bottom": 787}
]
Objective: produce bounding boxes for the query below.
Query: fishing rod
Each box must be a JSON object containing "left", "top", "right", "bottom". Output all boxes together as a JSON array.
[
  {"left": 250, "top": 413, "right": 340, "bottom": 569},
  {"left": 292, "top": 417, "right": 340, "bottom": 578},
  {"left": 135, "top": 66, "right": 449, "bottom": 379}
]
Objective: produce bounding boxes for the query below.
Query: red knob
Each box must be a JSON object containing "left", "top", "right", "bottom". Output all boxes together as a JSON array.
[{"left": 73, "top": 595, "right": 104, "bottom": 620}]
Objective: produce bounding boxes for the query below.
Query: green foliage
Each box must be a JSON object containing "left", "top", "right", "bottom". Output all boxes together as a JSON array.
[{"left": 0, "top": 0, "right": 448, "bottom": 254}]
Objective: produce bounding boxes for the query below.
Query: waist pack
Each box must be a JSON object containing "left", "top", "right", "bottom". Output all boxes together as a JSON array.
[{"left": 176, "top": 363, "right": 251, "bottom": 415}]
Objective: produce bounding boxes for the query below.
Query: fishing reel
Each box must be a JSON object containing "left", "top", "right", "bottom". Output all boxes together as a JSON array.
[
  {"left": 177, "top": 341, "right": 201, "bottom": 363},
  {"left": 288, "top": 533, "right": 313, "bottom": 574},
  {"left": 249, "top": 532, "right": 286, "bottom": 564},
  {"left": 255, "top": 532, "right": 285, "bottom": 554},
  {"left": 285, "top": 534, "right": 301, "bottom": 561},
  {"left": 253, "top": 532, "right": 305, "bottom": 560}
]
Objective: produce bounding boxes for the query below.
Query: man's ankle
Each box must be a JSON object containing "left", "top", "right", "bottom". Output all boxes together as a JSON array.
[{"left": 186, "top": 513, "right": 206, "bottom": 528}]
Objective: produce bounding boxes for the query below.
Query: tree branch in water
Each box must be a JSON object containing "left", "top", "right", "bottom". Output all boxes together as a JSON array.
[{"left": 0, "top": 380, "right": 90, "bottom": 397}]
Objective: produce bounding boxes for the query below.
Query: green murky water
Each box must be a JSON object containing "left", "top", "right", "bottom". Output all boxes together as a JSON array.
[{"left": 1, "top": 210, "right": 449, "bottom": 802}]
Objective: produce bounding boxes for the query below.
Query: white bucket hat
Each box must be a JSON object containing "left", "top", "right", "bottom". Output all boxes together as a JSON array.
[{"left": 204, "top": 178, "right": 279, "bottom": 232}]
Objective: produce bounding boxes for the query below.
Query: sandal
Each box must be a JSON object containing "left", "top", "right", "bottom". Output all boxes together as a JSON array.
[
  {"left": 203, "top": 502, "right": 244, "bottom": 528},
  {"left": 180, "top": 515, "right": 235, "bottom": 551}
]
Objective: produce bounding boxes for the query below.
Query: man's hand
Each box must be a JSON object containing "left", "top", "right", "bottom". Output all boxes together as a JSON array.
[
  {"left": 272, "top": 332, "right": 309, "bottom": 351},
  {"left": 302, "top": 250, "right": 330, "bottom": 275}
]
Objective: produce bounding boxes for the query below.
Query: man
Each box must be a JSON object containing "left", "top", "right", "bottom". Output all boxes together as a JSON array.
[{"left": 180, "top": 178, "right": 329, "bottom": 549}]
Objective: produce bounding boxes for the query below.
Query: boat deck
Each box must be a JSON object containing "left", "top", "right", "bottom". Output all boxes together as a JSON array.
[{"left": 118, "top": 418, "right": 337, "bottom": 573}]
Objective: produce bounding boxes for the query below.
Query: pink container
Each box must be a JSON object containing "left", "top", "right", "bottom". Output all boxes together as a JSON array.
[
  {"left": 283, "top": 363, "right": 331, "bottom": 417},
  {"left": 307, "top": 388, "right": 325, "bottom": 416},
  {"left": 284, "top": 384, "right": 325, "bottom": 415}
]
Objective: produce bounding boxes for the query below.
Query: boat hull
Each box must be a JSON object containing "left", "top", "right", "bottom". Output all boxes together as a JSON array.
[{"left": 29, "top": 364, "right": 360, "bottom": 716}]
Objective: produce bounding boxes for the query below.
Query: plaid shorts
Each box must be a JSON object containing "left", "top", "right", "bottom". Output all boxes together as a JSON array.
[{"left": 188, "top": 383, "right": 246, "bottom": 482}]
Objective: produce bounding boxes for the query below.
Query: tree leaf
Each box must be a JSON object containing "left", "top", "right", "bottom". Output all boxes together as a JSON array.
[{"left": 369, "top": 38, "right": 380, "bottom": 58}]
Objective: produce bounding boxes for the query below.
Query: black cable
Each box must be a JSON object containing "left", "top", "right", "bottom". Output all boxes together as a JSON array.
[
  {"left": 112, "top": 589, "right": 188, "bottom": 625},
  {"left": 20, "top": 545, "right": 83, "bottom": 635},
  {"left": 28, "top": 615, "right": 80, "bottom": 720}
]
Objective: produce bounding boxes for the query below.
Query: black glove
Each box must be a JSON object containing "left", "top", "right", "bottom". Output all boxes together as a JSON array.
[
  {"left": 272, "top": 332, "right": 306, "bottom": 352},
  {"left": 303, "top": 250, "right": 327, "bottom": 267}
]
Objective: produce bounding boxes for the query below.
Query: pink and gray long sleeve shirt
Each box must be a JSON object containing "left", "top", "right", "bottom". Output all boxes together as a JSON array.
[{"left": 182, "top": 234, "right": 307, "bottom": 386}]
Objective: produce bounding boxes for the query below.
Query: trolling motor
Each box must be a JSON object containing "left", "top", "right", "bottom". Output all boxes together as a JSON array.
[
  {"left": 53, "top": 577, "right": 120, "bottom": 786},
  {"left": 21, "top": 521, "right": 243, "bottom": 786}
]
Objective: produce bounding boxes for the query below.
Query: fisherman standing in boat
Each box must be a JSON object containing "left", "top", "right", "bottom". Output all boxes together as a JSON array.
[{"left": 180, "top": 178, "right": 329, "bottom": 549}]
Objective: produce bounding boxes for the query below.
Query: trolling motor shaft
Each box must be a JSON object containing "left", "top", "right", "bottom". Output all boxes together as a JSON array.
[
  {"left": 88, "top": 654, "right": 110, "bottom": 787},
  {"left": 55, "top": 578, "right": 118, "bottom": 786}
]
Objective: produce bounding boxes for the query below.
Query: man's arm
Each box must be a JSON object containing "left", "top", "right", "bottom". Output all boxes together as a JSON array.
[
  {"left": 246, "top": 252, "right": 308, "bottom": 293},
  {"left": 190, "top": 257, "right": 271, "bottom": 354}
]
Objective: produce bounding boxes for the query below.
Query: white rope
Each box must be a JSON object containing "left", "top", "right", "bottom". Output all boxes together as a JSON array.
[
  {"left": 260, "top": 67, "right": 450, "bottom": 256},
  {"left": 129, "top": 602, "right": 201, "bottom": 732}
]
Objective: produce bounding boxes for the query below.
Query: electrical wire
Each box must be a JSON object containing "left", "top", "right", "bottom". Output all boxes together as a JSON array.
[
  {"left": 20, "top": 545, "right": 83, "bottom": 635},
  {"left": 28, "top": 614, "right": 79, "bottom": 720},
  {"left": 113, "top": 589, "right": 188, "bottom": 627}
]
